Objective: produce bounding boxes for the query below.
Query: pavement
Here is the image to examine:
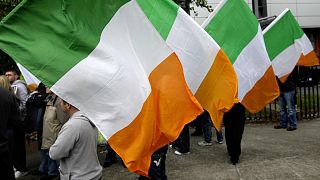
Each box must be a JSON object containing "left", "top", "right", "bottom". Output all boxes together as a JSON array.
[{"left": 20, "top": 118, "right": 320, "bottom": 180}]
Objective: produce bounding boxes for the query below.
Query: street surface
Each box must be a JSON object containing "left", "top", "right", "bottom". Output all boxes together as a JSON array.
[{"left": 21, "top": 118, "right": 320, "bottom": 180}]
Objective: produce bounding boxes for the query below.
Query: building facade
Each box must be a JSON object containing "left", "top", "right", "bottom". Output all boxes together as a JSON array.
[{"left": 190, "top": 0, "right": 320, "bottom": 57}]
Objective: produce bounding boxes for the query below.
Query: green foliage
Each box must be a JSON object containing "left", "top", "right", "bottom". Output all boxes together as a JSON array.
[
  {"left": 192, "top": 0, "right": 213, "bottom": 12},
  {"left": 173, "top": 0, "right": 213, "bottom": 14},
  {"left": 0, "top": 0, "right": 21, "bottom": 20},
  {"left": 0, "top": 0, "right": 21, "bottom": 74},
  {"left": 0, "top": 52, "right": 16, "bottom": 74}
]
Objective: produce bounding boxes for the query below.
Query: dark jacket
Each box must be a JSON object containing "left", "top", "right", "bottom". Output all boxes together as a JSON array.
[
  {"left": 277, "top": 74, "right": 296, "bottom": 92},
  {"left": 25, "top": 90, "right": 48, "bottom": 133},
  {"left": 0, "top": 87, "right": 21, "bottom": 154}
]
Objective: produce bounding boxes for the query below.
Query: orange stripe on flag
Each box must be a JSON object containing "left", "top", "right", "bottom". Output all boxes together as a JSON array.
[
  {"left": 108, "top": 53, "right": 203, "bottom": 176},
  {"left": 279, "top": 73, "right": 291, "bottom": 83},
  {"left": 241, "top": 66, "right": 280, "bottom": 113},
  {"left": 195, "top": 50, "right": 238, "bottom": 131},
  {"left": 297, "top": 51, "right": 319, "bottom": 66}
]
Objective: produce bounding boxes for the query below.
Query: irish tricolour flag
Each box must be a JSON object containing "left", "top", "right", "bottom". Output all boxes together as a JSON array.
[
  {"left": 0, "top": 0, "right": 203, "bottom": 175},
  {"left": 263, "top": 8, "right": 319, "bottom": 82},
  {"left": 137, "top": 0, "right": 238, "bottom": 130},
  {"left": 17, "top": 63, "right": 41, "bottom": 85},
  {"left": 202, "top": 0, "right": 279, "bottom": 113}
]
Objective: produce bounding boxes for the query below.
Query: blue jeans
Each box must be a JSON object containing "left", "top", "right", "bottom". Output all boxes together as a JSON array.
[
  {"left": 39, "top": 149, "right": 58, "bottom": 176},
  {"left": 279, "top": 90, "right": 297, "bottom": 128}
]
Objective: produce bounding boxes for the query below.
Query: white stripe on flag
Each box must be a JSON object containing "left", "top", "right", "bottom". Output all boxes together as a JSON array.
[
  {"left": 166, "top": 8, "right": 220, "bottom": 94},
  {"left": 52, "top": 0, "right": 173, "bottom": 139},
  {"left": 233, "top": 27, "right": 271, "bottom": 101},
  {"left": 17, "top": 63, "right": 41, "bottom": 85},
  {"left": 272, "top": 34, "right": 311, "bottom": 78},
  {"left": 299, "top": 34, "right": 315, "bottom": 57}
]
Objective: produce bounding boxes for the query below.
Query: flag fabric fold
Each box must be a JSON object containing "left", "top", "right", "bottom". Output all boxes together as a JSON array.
[
  {"left": 0, "top": 0, "right": 203, "bottom": 175},
  {"left": 17, "top": 63, "right": 41, "bottom": 85},
  {"left": 263, "top": 8, "right": 319, "bottom": 82},
  {"left": 202, "top": 0, "right": 279, "bottom": 113},
  {"left": 137, "top": 0, "right": 238, "bottom": 130}
]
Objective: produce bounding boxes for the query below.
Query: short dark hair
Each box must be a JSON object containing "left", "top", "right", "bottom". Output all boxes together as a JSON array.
[{"left": 5, "top": 69, "right": 20, "bottom": 76}]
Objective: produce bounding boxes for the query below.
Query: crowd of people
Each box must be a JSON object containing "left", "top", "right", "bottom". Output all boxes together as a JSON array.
[
  {"left": 0, "top": 68, "right": 298, "bottom": 180},
  {"left": 0, "top": 69, "right": 102, "bottom": 180}
]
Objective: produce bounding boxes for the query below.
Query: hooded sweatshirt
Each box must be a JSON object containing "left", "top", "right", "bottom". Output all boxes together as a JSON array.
[{"left": 12, "top": 80, "right": 28, "bottom": 118}]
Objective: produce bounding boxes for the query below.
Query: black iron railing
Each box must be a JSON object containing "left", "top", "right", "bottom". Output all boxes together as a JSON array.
[{"left": 246, "top": 65, "right": 320, "bottom": 122}]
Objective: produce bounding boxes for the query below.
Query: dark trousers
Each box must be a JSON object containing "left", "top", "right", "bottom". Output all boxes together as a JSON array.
[
  {"left": 202, "top": 110, "right": 213, "bottom": 143},
  {"left": 192, "top": 113, "right": 204, "bottom": 134},
  {"left": 139, "top": 145, "right": 168, "bottom": 180},
  {"left": 215, "top": 128, "right": 223, "bottom": 142},
  {"left": 104, "top": 144, "right": 117, "bottom": 163},
  {"left": 173, "top": 124, "right": 190, "bottom": 153},
  {"left": 8, "top": 125, "right": 27, "bottom": 171},
  {"left": 223, "top": 103, "right": 245, "bottom": 163},
  {"left": 0, "top": 151, "right": 15, "bottom": 180}
]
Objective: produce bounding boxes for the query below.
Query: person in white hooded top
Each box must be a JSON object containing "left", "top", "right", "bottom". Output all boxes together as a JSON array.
[
  {"left": 49, "top": 98, "right": 102, "bottom": 180},
  {"left": 5, "top": 69, "right": 28, "bottom": 116}
]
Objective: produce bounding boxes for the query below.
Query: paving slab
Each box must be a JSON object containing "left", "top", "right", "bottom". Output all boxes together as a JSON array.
[{"left": 21, "top": 118, "right": 320, "bottom": 180}]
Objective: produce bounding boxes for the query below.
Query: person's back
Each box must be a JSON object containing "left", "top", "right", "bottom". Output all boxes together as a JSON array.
[
  {"left": 0, "top": 87, "right": 21, "bottom": 180},
  {"left": 49, "top": 111, "right": 102, "bottom": 180},
  {"left": 32, "top": 91, "right": 70, "bottom": 179},
  {"left": 2, "top": 73, "right": 28, "bottom": 178},
  {"left": 0, "top": 88, "right": 20, "bottom": 152},
  {"left": 12, "top": 79, "right": 28, "bottom": 108},
  {"left": 277, "top": 74, "right": 295, "bottom": 92},
  {"left": 11, "top": 80, "right": 29, "bottom": 177},
  {"left": 41, "top": 94, "right": 69, "bottom": 150}
]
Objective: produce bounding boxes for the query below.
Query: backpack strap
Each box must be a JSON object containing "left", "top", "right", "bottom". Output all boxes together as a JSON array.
[
  {"left": 52, "top": 95, "right": 58, "bottom": 106},
  {"left": 79, "top": 114, "right": 96, "bottom": 128}
]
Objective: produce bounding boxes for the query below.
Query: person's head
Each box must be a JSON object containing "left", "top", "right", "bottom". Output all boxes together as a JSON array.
[
  {"left": 36, "top": 82, "right": 46, "bottom": 94},
  {"left": 60, "top": 99, "right": 79, "bottom": 116},
  {"left": 45, "top": 86, "right": 52, "bottom": 94},
  {"left": 5, "top": 69, "right": 19, "bottom": 84},
  {"left": 0, "top": 75, "right": 12, "bottom": 91}
]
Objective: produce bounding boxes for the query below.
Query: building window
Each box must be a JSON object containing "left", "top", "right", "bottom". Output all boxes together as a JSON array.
[
  {"left": 258, "top": 0, "right": 267, "bottom": 18},
  {"left": 253, "top": 0, "right": 267, "bottom": 18}
]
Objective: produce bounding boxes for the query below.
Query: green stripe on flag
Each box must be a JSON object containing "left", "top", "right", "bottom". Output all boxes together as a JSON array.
[
  {"left": 264, "top": 10, "right": 304, "bottom": 61},
  {"left": 204, "top": 0, "right": 258, "bottom": 63},
  {"left": 136, "top": 0, "right": 178, "bottom": 40},
  {"left": 0, "top": 0, "right": 129, "bottom": 87}
]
